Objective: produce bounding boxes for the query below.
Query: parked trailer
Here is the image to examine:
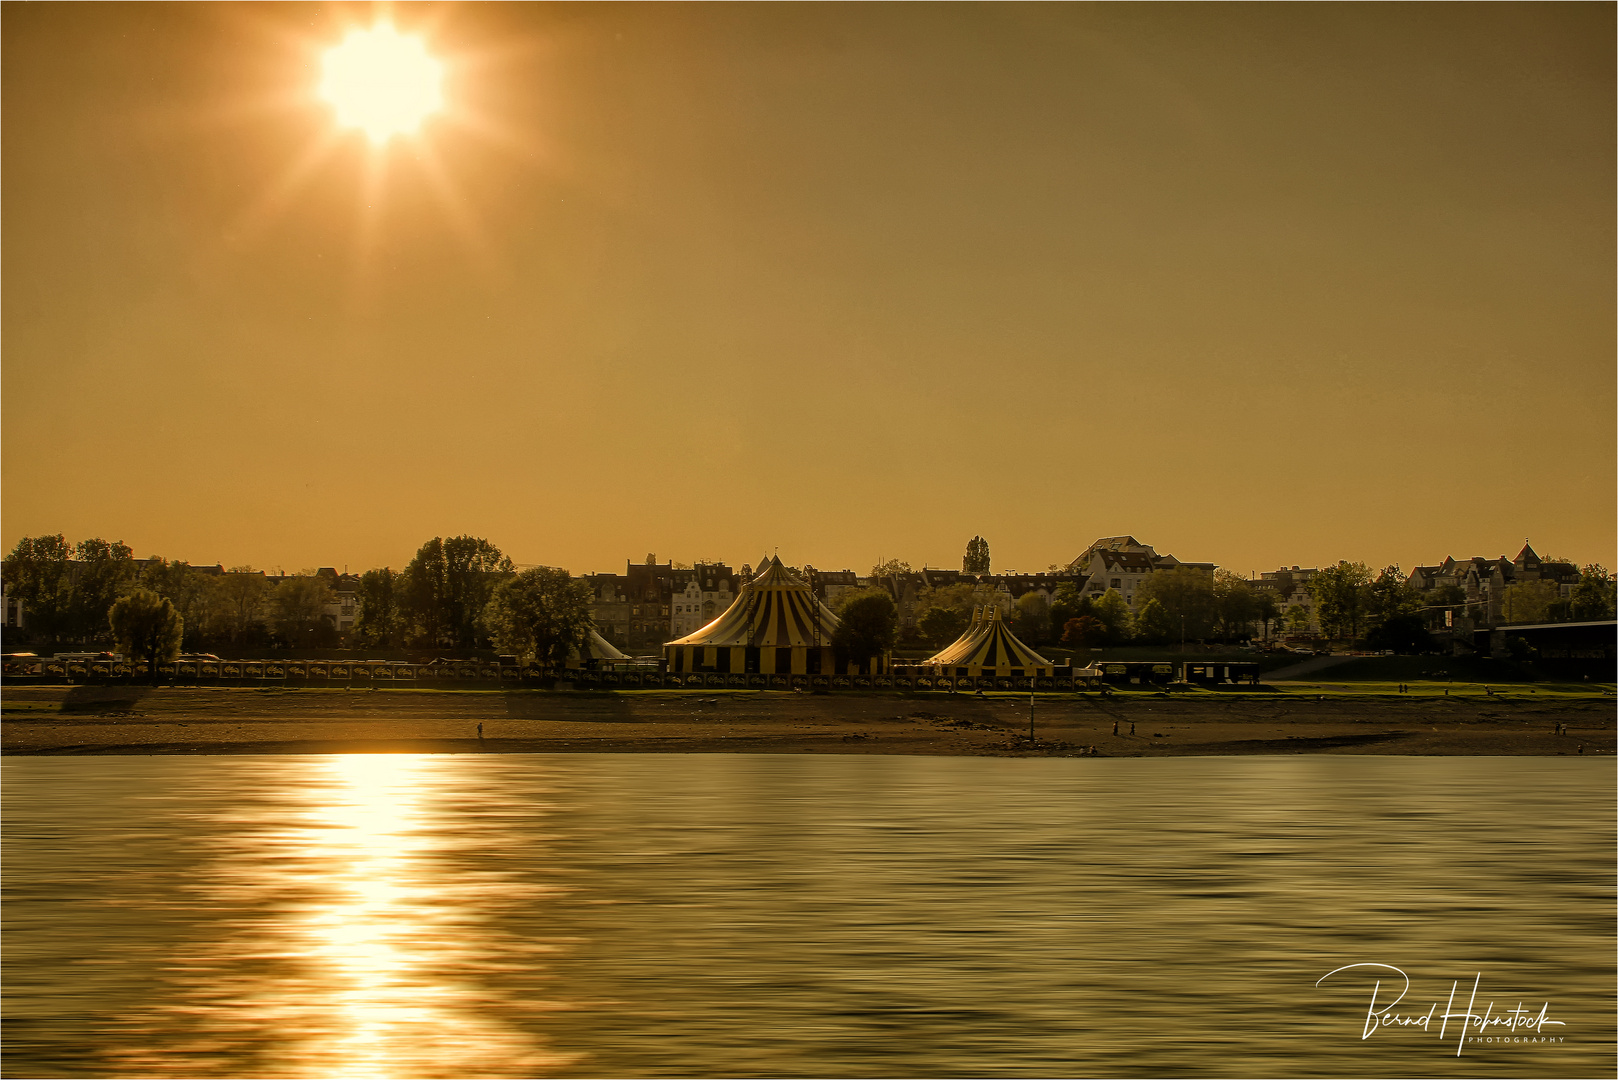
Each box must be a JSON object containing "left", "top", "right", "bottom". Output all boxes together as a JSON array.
[{"left": 1179, "top": 661, "right": 1262, "bottom": 686}]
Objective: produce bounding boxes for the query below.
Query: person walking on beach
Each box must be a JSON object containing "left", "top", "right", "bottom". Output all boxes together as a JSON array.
[
  {"left": 1112, "top": 720, "right": 1118, "bottom": 736},
  {"left": 477, "top": 722, "right": 484, "bottom": 741}
]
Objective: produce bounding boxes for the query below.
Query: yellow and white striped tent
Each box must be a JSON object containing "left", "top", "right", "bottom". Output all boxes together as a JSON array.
[
  {"left": 565, "top": 628, "right": 631, "bottom": 668},
  {"left": 924, "top": 605, "right": 1055, "bottom": 676},
  {"left": 665, "top": 555, "right": 862, "bottom": 676}
]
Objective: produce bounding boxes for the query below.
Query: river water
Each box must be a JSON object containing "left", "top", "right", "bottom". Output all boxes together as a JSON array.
[{"left": 4, "top": 754, "right": 1612, "bottom": 1078}]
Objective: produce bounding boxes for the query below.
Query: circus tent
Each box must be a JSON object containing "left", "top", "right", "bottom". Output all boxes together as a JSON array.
[
  {"left": 565, "top": 628, "right": 631, "bottom": 668},
  {"left": 924, "top": 605, "right": 1055, "bottom": 676},
  {"left": 665, "top": 556, "right": 880, "bottom": 676}
]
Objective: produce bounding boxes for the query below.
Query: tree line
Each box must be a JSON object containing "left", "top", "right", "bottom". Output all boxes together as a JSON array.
[{"left": 3, "top": 533, "right": 598, "bottom": 668}]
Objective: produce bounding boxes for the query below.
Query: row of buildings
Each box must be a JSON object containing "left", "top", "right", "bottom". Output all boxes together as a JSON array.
[
  {"left": 5, "top": 537, "right": 1600, "bottom": 651},
  {"left": 580, "top": 537, "right": 1221, "bottom": 651}
]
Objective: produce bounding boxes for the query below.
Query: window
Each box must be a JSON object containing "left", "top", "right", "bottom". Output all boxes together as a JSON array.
[{"left": 1111, "top": 579, "right": 1121, "bottom": 589}]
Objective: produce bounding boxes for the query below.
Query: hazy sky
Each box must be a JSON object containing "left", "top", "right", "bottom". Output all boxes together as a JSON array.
[{"left": 5, "top": 3, "right": 1613, "bottom": 576}]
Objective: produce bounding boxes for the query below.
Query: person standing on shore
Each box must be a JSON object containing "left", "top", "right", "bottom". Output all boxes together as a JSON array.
[{"left": 477, "top": 722, "right": 484, "bottom": 741}]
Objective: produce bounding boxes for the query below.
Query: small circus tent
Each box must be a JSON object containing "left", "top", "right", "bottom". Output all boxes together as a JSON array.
[
  {"left": 666, "top": 556, "right": 878, "bottom": 675},
  {"left": 924, "top": 605, "right": 1055, "bottom": 677},
  {"left": 565, "top": 628, "right": 631, "bottom": 669}
]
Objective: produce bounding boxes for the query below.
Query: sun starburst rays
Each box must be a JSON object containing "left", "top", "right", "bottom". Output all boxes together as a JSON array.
[{"left": 218, "top": 14, "right": 541, "bottom": 291}]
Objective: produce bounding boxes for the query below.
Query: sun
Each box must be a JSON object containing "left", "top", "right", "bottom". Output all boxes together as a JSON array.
[{"left": 320, "top": 24, "right": 444, "bottom": 143}]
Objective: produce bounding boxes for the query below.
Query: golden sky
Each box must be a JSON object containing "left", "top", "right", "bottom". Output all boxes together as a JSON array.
[{"left": 4, "top": 4, "right": 1613, "bottom": 576}]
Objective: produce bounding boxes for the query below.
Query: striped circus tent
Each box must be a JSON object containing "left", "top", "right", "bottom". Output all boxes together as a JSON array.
[
  {"left": 566, "top": 628, "right": 631, "bottom": 668},
  {"left": 666, "top": 555, "right": 870, "bottom": 676},
  {"left": 925, "top": 605, "right": 1055, "bottom": 677}
]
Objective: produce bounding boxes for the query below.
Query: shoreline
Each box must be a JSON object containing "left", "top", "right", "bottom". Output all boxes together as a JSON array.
[{"left": 3, "top": 685, "right": 1611, "bottom": 758}]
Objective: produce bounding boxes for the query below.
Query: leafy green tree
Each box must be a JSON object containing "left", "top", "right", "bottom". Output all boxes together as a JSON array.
[
  {"left": 1213, "top": 570, "right": 1259, "bottom": 642},
  {"left": 217, "top": 568, "right": 271, "bottom": 644},
  {"left": 3, "top": 534, "right": 74, "bottom": 644},
  {"left": 402, "top": 536, "right": 514, "bottom": 649},
  {"left": 1309, "top": 561, "right": 1373, "bottom": 641},
  {"left": 1569, "top": 565, "right": 1616, "bottom": 620},
  {"left": 832, "top": 588, "right": 899, "bottom": 664},
  {"left": 140, "top": 559, "right": 222, "bottom": 649},
  {"left": 1060, "top": 615, "right": 1106, "bottom": 649},
  {"left": 1133, "top": 597, "right": 1174, "bottom": 644},
  {"left": 109, "top": 588, "right": 183, "bottom": 680},
  {"left": 918, "top": 605, "right": 968, "bottom": 648},
  {"left": 868, "top": 559, "right": 912, "bottom": 580},
  {"left": 1423, "top": 583, "right": 1468, "bottom": 627},
  {"left": 271, "top": 573, "right": 337, "bottom": 649},
  {"left": 68, "top": 538, "right": 135, "bottom": 642},
  {"left": 1364, "top": 613, "right": 1434, "bottom": 655},
  {"left": 1365, "top": 565, "right": 1420, "bottom": 631},
  {"left": 1284, "top": 604, "right": 1312, "bottom": 635},
  {"left": 1500, "top": 580, "right": 1560, "bottom": 624},
  {"left": 1134, "top": 568, "right": 1218, "bottom": 640},
  {"left": 963, "top": 536, "right": 991, "bottom": 575},
  {"left": 1253, "top": 590, "right": 1282, "bottom": 641},
  {"left": 1012, "top": 591, "right": 1052, "bottom": 646},
  {"left": 1049, "top": 581, "right": 1089, "bottom": 636},
  {"left": 354, "top": 567, "right": 401, "bottom": 646},
  {"left": 913, "top": 582, "right": 1005, "bottom": 624},
  {"left": 1091, "top": 589, "right": 1134, "bottom": 643},
  {"left": 481, "top": 567, "right": 594, "bottom": 667}
]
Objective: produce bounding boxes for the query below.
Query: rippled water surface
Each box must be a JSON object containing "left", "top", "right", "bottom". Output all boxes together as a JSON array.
[{"left": 5, "top": 755, "right": 1613, "bottom": 1078}]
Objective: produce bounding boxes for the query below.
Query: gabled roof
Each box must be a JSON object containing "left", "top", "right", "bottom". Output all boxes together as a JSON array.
[
  {"left": 666, "top": 555, "right": 840, "bottom": 648},
  {"left": 925, "top": 605, "right": 1051, "bottom": 671},
  {"left": 1097, "top": 550, "right": 1157, "bottom": 572}
]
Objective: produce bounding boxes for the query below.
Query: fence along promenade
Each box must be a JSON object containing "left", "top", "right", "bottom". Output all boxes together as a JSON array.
[{"left": 3, "top": 657, "right": 1127, "bottom": 692}]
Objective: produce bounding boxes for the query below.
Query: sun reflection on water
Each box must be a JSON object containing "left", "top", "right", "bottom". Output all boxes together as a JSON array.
[{"left": 105, "top": 755, "right": 576, "bottom": 1079}]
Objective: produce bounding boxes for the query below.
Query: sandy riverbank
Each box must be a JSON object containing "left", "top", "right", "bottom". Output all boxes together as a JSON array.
[{"left": 2, "top": 684, "right": 1612, "bottom": 757}]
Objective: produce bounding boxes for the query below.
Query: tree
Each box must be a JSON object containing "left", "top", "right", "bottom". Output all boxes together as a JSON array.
[
  {"left": 832, "top": 588, "right": 899, "bottom": 664},
  {"left": 1500, "top": 580, "right": 1560, "bottom": 625},
  {"left": 481, "top": 567, "right": 594, "bottom": 667},
  {"left": 401, "top": 536, "right": 514, "bottom": 649},
  {"left": 1012, "top": 591, "right": 1052, "bottom": 646},
  {"left": 109, "top": 589, "right": 182, "bottom": 680},
  {"left": 1284, "top": 604, "right": 1312, "bottom": 635},
  {"left": 217, "top": 568, "right": 271, "bottom": 643},
  {"left": 868, "top": 559, "right": 912, "bottom": 580},
  {"left": 1364, "top": 613, "right": 1434, "bottom": 655},
  {"left": 1060, "top": 615, "right": 1106, "bottom": 649},
  {"left": 1213, "top": 570, "right": 1259, "bottom": 642},
  {"left": 1090, "top": 589, "right": 1134, "bottom": 644},
  {"left": 354, "top": 568, "right": 401, "bottom": 646},
  {"left": 1365, "top": 565, "right": 1420, "bottom": 631},
  {"left": 913, "top": 582, "right": 1006, "bottom": 624},
  {"left": 1569, "top": 565, "right": 1616, "bottom": 620},
  {"left": 1253, "top": 590, "right": 1282, "bottom": 642},
  {"left": 1134, "top": 568, "right": 1218, "bottom": 640},
  {"left": 271, "top": 573, "right": 337, "bottom": 649},
  {"left": 1423, "top": 583, "right": 1468, "bottom": 628},
  {"left": 3, "top": 534, "right": 74, "bottom": 645},
  {"left": 140, "top": 559, "right": 222, "bottom": 650},
  {"left": 1133, "top": 598, "right": 1174, "bottom": 644},
  {"left": 1049, "top": 581, "right": 1089, "bottom": 637},
  {"left": 1309, "top": 561, "right": 1373, "bottom": 641},
  {"left": 963, "top": 536, "right": 990, "bottom": 575},
  {"left": 918, "top": 606, "right": 968, "bottom": 647},
  {"left": 68, "top": 538, "right": 135, "bottom": 643}
]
